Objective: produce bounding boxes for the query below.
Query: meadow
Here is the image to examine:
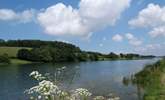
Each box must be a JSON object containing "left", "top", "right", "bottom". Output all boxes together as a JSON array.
[{"left": 0, "top": 47, "right": 31, "bottom": 58}]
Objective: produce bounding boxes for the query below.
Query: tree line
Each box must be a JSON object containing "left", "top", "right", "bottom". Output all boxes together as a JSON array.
[{"left": 0, "top": 39, "right": 155, "bottom": 63}]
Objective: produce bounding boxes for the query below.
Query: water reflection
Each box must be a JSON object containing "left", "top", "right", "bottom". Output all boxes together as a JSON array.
[{"left": 122, "top": 76, "right": 144, "bottom": 100}]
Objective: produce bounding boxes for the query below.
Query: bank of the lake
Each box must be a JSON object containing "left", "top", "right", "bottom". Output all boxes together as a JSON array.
[{"left": 134, "top": 58, "right": 165, "bottom": 100}]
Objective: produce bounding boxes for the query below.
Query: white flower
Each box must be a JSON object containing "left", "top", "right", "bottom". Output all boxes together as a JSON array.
[
  {"left": 73, "top": 88, "right": 92, "bottom": 97},
  {"left": 30, "top": 96, "right": 34, "bottom": 100},
  {"left": 29, "top": 71, "right": 45, "bottom": 81},
  {"left": 57, "top": 90, "right": 68, "bottom": 97},
  {"left": 38, "top": 95, "right": 42, "bottom": 99},
  {"left": 30, "top": 71, "right": 39, "bottom": 76},
  {"left": 26, "top": 80, "right": 59, "bottom": 96}
]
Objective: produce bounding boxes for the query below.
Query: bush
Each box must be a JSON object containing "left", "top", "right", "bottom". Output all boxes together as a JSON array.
[{"left": 0, "top": 54, "right": 11, "bottom": 64}]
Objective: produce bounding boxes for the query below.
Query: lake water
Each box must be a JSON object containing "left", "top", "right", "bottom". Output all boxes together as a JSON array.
[{"left": 0, "top": 59, "right": 159, "bottom": 100}]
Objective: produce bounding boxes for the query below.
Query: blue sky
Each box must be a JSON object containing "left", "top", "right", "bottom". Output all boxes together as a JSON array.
[{"left": 0, "top": 0, "right": 165, "bottom": 56}]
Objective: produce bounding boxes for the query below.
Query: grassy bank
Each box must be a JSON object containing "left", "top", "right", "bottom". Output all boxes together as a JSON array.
[{"left": 134, "top": 58, "right": 165, "bottom": 100}]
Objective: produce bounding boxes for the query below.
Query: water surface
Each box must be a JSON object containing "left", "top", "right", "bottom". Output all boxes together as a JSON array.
[{"left": 0, "top": 59, "right": 159, "bottom": 100}]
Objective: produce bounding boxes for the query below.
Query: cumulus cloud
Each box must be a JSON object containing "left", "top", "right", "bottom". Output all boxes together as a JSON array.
[
  {"left": 0, "top": 9, "right": 17, "bottom": 21},
  {"left": 129, "top": 3, "right": 165, "bottom": 38},
  {"left": 112, "top": 34, "right": 123, "bottom": 42},
  {"left": 125, "top": 33, "right": 142, "bottom": 46},
  {"left": 134, "top": 43, "right": 165, "bottom": 56},
  {"left": 37, "top": 3, "right": 88, "bottom": 36},
  {"left": 129, "top": 3, "right": 165, "bottom": 28},
  {"left": 0, "top": 9, "right": 36, "bottom": 23},
  {"left": 37, "top": 0, "right": 131, "bottom": 37},
  {"left": 149, "top": 26, "right": 165, "bottom": 37},
  {"left": 125, "top": 33, "right": 134, "bottom": 40}
]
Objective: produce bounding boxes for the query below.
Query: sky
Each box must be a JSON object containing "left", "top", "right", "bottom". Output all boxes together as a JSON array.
[{"left": 0, "top": 0, "right": 165, "bottom": 56}]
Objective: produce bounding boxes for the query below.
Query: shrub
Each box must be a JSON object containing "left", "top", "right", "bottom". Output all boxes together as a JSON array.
[{"left": 0, "top": 53, "right": 11, "bottom": 64}]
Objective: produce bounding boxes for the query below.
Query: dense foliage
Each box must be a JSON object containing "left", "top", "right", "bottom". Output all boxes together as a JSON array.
[
  {"left": 0, "top": 39, "right": 80, "bottom": 50},
  {"left": 0, "top": 54, "right": 11, "bottom": 64},
  {"left": 17, "top": 47, "right": 100, "bottom": 62}
]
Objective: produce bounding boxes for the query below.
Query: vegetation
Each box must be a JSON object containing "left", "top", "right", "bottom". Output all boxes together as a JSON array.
[
  {"left": 10, "top": 58, "right": 32, "bottom": 64},
  {"left": 0, "top": 39, "right": 156, "bottom": 64},
  {"left": 133, "top": 59, "right": 165, "bottom": 100},
  {"left": 0, "top": 47, "right": 31, "bottom": 58},
  {"left": 0, "top": 54, "right": 11, "bottom": 64}
]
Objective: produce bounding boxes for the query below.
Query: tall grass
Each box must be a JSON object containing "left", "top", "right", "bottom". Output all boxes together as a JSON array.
[{"left": 134, "top": 59, "right": 165, "bottom": 100}]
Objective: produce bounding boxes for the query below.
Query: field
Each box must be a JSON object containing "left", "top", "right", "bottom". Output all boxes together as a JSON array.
[
  {"left": 0, "top": 47, "right": 31, "bottom": 58},
  {"left": 10, "top": 58, "right": 32, "bottom": 64}
]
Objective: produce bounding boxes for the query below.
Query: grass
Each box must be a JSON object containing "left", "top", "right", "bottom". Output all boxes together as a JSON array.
[
  {"left": 0, "top": 47, "right": 31, "bottom": 58},
  {"left": 0, "top": 47, "right": 33, "bottom": 64},
  {"left": 134, "top": 59, "right": 165, "bottom": 100},
  {"left": 11, "top": 58, "right": 32, "bottom": 64}
]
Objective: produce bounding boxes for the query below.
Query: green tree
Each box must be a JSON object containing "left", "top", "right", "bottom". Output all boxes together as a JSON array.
[{"left": 0, "top": 53, "right": 11, "bottom": 64}]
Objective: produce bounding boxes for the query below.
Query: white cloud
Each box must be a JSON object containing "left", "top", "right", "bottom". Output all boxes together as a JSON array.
[
  {"left": 125, "top": 33, "right": 134, "bottom": 40},
  {"left": 134, "top": 43, "right": 164, "bottom": 56},
  {"left": 0, "top": 9, "right": 36, "bottom": 23},
  {"left": 125, "top": 33, "right": 142, "bottom": 46},
  {"left": 0, "top": 9, "right": 17, "bottom": 21},
  {"left": 149, "top": 26, "right": 165, "bottom": 37},
  {"left": 37, "top": 0, "right": 131, "bottom": 37},
  {"left": 129, "top": 39, "right": 142, "bottom": 46},
  {"left": 37, "top": 3, "right": 88, "bottom": 36},
  {"left": 129, "top": 3, "right": 165, "bottom": 38},
  {"left": 129, "top": 3, "right": 165, "bottom": 28},
  {"left": 19, "top": 9, "right": 36, "bottom": 23},
  {"left": 112, "top": 34, "right": 123, "bottom": 42}
]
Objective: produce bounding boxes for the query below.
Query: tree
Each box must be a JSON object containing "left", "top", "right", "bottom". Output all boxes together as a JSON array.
[
  {"left": 38, "top": 47, "right": 52, "bottom": 62},
  {"left": 108, "top": 52, "right": 119, "bottom": 59},
  {"left": 17, "top": 49, "right": 31, "bottom": 60},
  {"left": 0, "top": 54, "right": 11, "bottom": 64}
]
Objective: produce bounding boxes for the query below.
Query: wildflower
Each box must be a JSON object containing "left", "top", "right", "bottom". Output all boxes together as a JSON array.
[
  {"left": 73, "top": 88, "right": 92, "bottom": 97},
  {"left": 29, "top": 71, "right": 45, "bottom": 81},
  {"left": 26, "top": 80, "right": 59, "bottom": 96},
  {"left": 30, "top": 96, "right": 34, "bottom": 100},
  {"left": 38, "top": 95, "right": 42, "bottom": 99},
  {"left": 58, "top": 90, "right": 68, "bottom": 97},
  {"left": 45, "top": 96, "right": 48, "bottom": 99}
]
